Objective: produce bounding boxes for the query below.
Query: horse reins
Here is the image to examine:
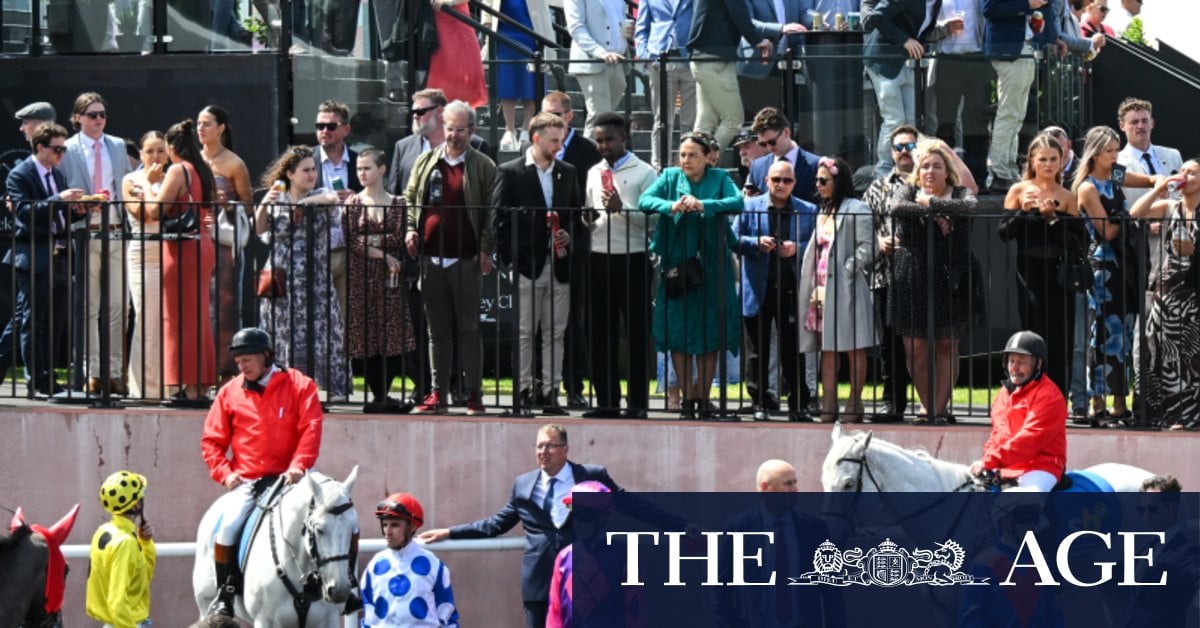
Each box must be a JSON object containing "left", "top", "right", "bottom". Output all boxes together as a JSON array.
[
  {"left": 826, "top": 448, "right": 980, "bottom": 531},
  {"left": 268, "top": 493, "right": 357, "bottom": 628}
]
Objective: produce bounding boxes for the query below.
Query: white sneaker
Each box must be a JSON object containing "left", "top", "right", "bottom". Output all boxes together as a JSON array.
[{"left": 500, "top": 130, "right": 518, "bottom": 152}]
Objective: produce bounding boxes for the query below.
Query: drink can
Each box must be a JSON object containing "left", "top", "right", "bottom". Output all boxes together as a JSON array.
[{"left": 547, "top": 211, "right": 567, "bottom": 258}]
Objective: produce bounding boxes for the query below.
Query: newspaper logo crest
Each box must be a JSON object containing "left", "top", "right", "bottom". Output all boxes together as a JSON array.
[{"left": 792, "top": 538, "right": 988, "bottom": 587}]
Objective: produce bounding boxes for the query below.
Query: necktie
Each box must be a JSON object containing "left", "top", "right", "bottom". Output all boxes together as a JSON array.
[
  {"left": 542, "top": 477, "right": 557, "bottom": 515},
  {"left": 1142, "top": 152, "right": 1157, "bottom": 175},
  {"left": 92, "top": 141, "right": 104, "bottom": 193},
  {"left": 774, "top": 520, "right": 792, "bottom": 623},
  {"left": 43, "top": 171, "right": 54, "bottom": 197}
]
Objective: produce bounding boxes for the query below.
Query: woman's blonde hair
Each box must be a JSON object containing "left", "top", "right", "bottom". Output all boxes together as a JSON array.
[
  {"left": 1071, "top": 126, "right": 1120, "bottom": 192},
  {"left": 906, "top": 140, "right": 960, "bottom": 189}
]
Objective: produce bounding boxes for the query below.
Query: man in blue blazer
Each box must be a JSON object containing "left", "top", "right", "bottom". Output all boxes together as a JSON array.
[
  {"left": 417, "top": 424, "right": 623, "bottom": 628},
  {"left": 982, "top": 0, "right": 1058, "bottom": 192},
  {"left": 747, "top": 107, "right": 821, "bottom": 204},
  {"left": 1, "top": 122, "right": 82, "bottom": 397},
  {"left": 635, "top": 0, "right": 697, "bottom": 170},
  {"left": 863, "top": 0, "right": 943, "bottom": 178},
  {"left": 735, "top": 161, "right": 816, "bottom": 421}
]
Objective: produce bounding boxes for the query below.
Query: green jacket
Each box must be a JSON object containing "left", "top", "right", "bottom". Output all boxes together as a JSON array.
[{"left": 404, "top": 145, "right": 497, "bottom": 254}]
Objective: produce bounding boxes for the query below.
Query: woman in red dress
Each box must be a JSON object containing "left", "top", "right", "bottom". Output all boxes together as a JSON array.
[
  {"left": 426, "top": 0, "right": 488, "bottom": 108},
  {"left": 141, "top": 119, "right": 218, "bottom": 402}
]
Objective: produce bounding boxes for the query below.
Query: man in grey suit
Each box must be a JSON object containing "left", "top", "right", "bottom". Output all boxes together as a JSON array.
[
  {"left": 417, "top": 423, "right": 624, "bottom": 628},
  {"left": 59, "top": 92, "right": 130, "bottom": 396},
  {"left": 565, "top": 0, "right": 631, "bottom": 136}
]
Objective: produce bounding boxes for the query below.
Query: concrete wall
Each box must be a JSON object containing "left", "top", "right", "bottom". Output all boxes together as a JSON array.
[{"left": 1, "top": 408, "right": 1196, "bottom": 627}]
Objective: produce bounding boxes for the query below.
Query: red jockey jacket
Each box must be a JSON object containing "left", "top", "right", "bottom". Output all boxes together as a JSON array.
[
  {"left": 201, "top": 367, "right": 323, "bottom": 485},
  {"left": 982, "top": 374, "right": 1067, "bottom": 480}
]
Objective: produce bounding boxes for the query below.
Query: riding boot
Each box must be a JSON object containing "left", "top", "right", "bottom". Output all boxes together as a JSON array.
[{"left": 213, "top": 543, "right": 238, "bottom": 617}]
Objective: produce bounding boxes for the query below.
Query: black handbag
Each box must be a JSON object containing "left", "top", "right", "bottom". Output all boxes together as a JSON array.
[
  {"left": 161, "top": 166, "right": 200, "bottom": 237},
  {"left": 662, "top": 215, "right": 704, "bottom": 299},
  {"left": 1058, "top": 215, "right": 1093, "bottom": 293}
]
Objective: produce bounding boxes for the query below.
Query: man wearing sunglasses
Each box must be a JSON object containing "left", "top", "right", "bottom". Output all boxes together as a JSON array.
[
  {"left": 746, "top": 107, "right": 820, "bottom": 205},
  {"left": 733, "top": 160, "right": 816, "bottom": 421},
  {"left": 60, "top": 91, "right": 131, "bottom": 397},
  {"left": 2, "top": 122, "right": 82, "bottom": 398}
]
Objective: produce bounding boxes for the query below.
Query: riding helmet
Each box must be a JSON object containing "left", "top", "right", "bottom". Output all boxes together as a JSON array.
[
  {"left": 1003, "top": 330, "right": 1047, "bottom": 362},
  {"left": 99, "top": 470, "right": 147, "bottom": 515},
  {"left": 376, "top": 493, "right": 424, "bottom": 526},
  {"left": 229, "top": 327, "right": 273, "bottom": 357}
]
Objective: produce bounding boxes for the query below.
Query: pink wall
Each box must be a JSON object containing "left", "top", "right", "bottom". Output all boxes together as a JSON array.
[{"left": 0, "top": 408, "right": 1195, "bottom": 627}]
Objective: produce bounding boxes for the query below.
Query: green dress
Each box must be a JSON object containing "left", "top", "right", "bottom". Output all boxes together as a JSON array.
[{"left": 639, "top": 166, "right": 743, "bottom": 355}]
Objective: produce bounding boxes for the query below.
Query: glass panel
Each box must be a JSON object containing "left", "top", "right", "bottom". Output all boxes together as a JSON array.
[
  {"left": 3, "top": 0, "right": 33, "bottom": 53},
  {"left": 41, "top": 0, "right": 124, "bottom": 53}
]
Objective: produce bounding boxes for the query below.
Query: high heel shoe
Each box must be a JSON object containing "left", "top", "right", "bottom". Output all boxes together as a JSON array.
[{"left": 679, "top": 399, "right": 698, "bottom": 421}]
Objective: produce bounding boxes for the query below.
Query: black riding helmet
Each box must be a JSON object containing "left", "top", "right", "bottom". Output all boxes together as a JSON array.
[
  {"left": 1002, "top": 330, "right": 1046, "bottom": 388},
  {"left": 230, "top": 327, "right": 273, "bottom": 358}
]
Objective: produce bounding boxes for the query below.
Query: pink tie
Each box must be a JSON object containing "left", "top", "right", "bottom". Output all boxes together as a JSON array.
[{"left": 92, "top": 141, "right": 104, "bottom": 194}]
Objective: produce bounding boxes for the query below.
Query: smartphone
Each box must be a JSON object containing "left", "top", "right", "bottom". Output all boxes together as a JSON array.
[
  {"left": 331, "top": 176, "right": 346, "bottom": 192},
  {"left": 601, "top": 170, "right": 615, "bottom": 194}
]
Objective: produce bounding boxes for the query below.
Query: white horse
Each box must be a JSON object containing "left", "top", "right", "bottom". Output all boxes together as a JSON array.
[
  {"left": 821, "top": 424, "right": 1155, "bottom": 493},
  {"left": 193, "top": 468, "right": 359, "bottom": 628}
]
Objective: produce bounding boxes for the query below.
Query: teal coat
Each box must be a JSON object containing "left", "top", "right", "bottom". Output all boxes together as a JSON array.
[{"left": 639, "top": 166, "right": 743, "bottom": 355}]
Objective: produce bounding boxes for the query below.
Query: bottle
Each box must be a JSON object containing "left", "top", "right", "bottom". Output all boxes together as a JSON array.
[
  {"left": 547, "top": 211, "right": 567, "bottom": 259},
  {"left": 812, "top": 11, "right": 825, "bottom": 31},
  {"left": 428, "top": 168, "right": 443, "bottom": 206},
  {"left": 1030, "top": 10, "right": 1044, "bottom": 34},
  {"left": 1167, "top": 180, "right": 1179, "bottom": 200},
  {"left": 834, "top": 13, "right": 846, "bottom": 30}
]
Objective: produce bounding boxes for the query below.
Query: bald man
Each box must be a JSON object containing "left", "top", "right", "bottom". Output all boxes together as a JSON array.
[
  {"left": 756, "top": 459, "right": 799, "bottom": 492},
  {"left": 733, "top": 161, "right": 817, "bottom": 422},
  {"left": 717, "top": 459, "right": 845, "bottom": 626}
]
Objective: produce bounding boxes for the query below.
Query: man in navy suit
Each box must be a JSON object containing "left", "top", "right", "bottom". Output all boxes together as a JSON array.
[
  {"left": 734, "top": 161, "right": 816, "bottom": 421},
  {"left": 716, "top": 459, "right": 846, "bottom": 627},
  {"left": 1127, "top": 475, "right": 1200, "bottom": 628},
  {"left": 418, "top": 424, "right": 624, "bottom": 628},
  {"left": 747, "top": 107, "right": 821, "bottom": 204},
  {"left": 738, "top": 0, "right": 810, "bottom": 116},
  {"left": 1, "top": 122, "right": 83, "bottom": 397},
  {"left": 982, "top": 0, "right": 1058, "bottom": 191}
]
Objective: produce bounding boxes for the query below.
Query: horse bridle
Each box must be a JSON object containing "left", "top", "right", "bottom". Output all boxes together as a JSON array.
[
  {"left": 827, "top": 445, "right": 979, "bottom": 526},
  {"left": 269, "top": 494, "right": 357, "bottom": 628}
]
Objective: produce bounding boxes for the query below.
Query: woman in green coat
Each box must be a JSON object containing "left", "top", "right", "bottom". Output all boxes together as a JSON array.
[{"left": 639, "top": 133, "right": 744, "bottom": 420}]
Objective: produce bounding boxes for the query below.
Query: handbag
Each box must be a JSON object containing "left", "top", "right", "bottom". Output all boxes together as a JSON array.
[
  {"left": 1057, "top": 215, "right": 1093, "bottom": 293},
  {"left": 256, "top": 266, "right": 287, "bottom": 299},
  {"left": 662, "top": 216, "right": 704, "bottom": 299},
  {"left": 216, "top": 204, "right": 251, "bottom": 249},
  {"left": 161, "top": 166, "right": 200, "bottom": 237}
]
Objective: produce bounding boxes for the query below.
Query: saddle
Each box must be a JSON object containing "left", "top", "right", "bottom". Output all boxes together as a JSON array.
[{"left": 226, "top": 476, "right": 288, "bottom": 588}]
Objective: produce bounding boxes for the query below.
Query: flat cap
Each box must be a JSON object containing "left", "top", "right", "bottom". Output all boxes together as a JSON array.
[
  {"left": 15, "top": 102, "right": 56, "bottom": 122},
  {"left": 729, "top": 126, "right": 756, "bottom": 149}
]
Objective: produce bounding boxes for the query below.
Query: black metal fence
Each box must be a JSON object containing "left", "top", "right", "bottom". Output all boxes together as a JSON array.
[{"left": 3, "top": 195, "right": 1196, "bottom": 430}]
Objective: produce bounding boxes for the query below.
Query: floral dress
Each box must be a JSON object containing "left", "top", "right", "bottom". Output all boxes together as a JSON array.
[
  {"left": 258, "top": 190, "right": 349, "bottom": 397},
  {"left": 805, "top": 215, "right": 834, "bottom": 332},
  {"left": 345, "top": 196, "right": 415, "bottom": 359},
  {"left": 1083, "top": 176, "right": 1137, "bottom": 400}
]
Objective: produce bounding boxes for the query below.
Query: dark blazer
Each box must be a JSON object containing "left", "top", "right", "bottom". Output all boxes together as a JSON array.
[
  {"left": 734, "top": 193, "right": 818, "bottom": 317},
  {"left": 386, "top": 134, "right": 495, "bottom": 195},
  {"left": 449, "top": 462, "right": 620, "bottom": 602},
  {"left": 314, "top": 146, "right": 361, "bottom": 192},
  {"left": 863, "top": 0, "right": 943, "bottom": 79},
  {"left": 748, "top": 147, "right": 822, "bottom": 205},
  {"left": 982, "top": 0, "right": 1059, "bottom": 57},
  {"left": 687, "top": 0, "right": 767, "bottom": 56},
  {"left": 716, "top": 505, "right": 847, "bottom": 627},
  {"left": 494, "top": 156, "right": 585, "bottom": 283},
  {"left": 1125, "top": 533, "right": 1200, "bottom": 628},
  {"left": 4, "top": 158, "right": 68, "bottom": 274}
]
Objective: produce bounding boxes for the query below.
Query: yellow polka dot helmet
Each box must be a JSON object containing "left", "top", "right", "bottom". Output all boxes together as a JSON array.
[{"left": 99, "top": 470, "right": 147, "bottom": 515}]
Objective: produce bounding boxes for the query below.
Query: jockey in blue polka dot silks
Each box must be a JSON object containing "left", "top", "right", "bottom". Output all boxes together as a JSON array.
[{"left": 361, "top": 493, "right": 459, "bottom": 627}]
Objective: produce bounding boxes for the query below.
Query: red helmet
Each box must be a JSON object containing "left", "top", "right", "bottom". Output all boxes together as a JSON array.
[{"left": 376, "top": 493, "right": 424, "bottom": 527}]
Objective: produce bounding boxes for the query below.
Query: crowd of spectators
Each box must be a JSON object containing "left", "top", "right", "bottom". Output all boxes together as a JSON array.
[{"left": 3, "top": 0, "right": 1194, "bottom": 431}]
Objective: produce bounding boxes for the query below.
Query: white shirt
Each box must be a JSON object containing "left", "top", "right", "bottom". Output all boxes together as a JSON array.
[
  {"left": 531, "top": 464, "right": 576, "bottom": 528},
  {"left": 319, "top": 145, "right": 350, "bottom": 189},
  {"left": 585, "top": 153, "right": 659, "bottom": 254},
  {"left": 776, "top": 143, "right": 800, "bottom": 166},
  {"left": 936, "top": 0, "right": 982, "bottom": 53},
  {"left": 79, "top": 134, "right": 124, "bottom": 226},
  {"left": 35, "top": 160, "right": 58, "bottom": 196},
  {"left": 524, "top": 148, "right": 556, "bottom": 209}
]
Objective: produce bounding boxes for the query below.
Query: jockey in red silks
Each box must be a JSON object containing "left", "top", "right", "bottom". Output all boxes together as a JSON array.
[{"left": 971, "top": 331, "right": 1067, "bottom": 492}]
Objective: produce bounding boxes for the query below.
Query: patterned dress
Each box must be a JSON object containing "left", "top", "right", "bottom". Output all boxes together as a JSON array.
[
  {"left": 1083, "top": 176, "right": 1137, "bottom": 399},
  {"left": 805, "top": 216, "right": 833, "bottom": 332},
  {"left": 1143, "top": 200, "right": 1200, "bottom": 427},
  {"left": 345, "top": 196, "right": 415, "bottom": 359},
  {"left": 258, "top": 191, "right": 349, "bottom": 397}
]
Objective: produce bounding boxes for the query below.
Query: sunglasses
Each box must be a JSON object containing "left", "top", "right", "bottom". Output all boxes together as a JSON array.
[
  {"left": 47, "top": 145, "right": 67, "bottom": 155},
  {"left": 893, "top": 142, "right": 918, "bottom": 152},
  {"left": 769, "top": 176, "right": 795, "bottom": 184},
  {"left": 1098, "top": 5, "right": 1110, "bottom": 12},
  {"left": 411, "top": 105, "right": 438, "bottom": 117},
  {"left": 758, "top": 133, "right": 781, "bottom": 148},
  {"left": 314, "top": 122, "right": 342, "bottom": 132},
  {"left": 815, "top": 177, "right": 830, "bottom": 185},
  {"left": 83, "top": 111, "right": 107, "bottom": 120}
]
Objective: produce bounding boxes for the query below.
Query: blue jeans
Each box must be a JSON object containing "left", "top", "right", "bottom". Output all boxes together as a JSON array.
[
  {"left": 1069, "top": 291, "right": 1089, "bottom": 411},
  {"left": 867, "top": 65, "right": 915, "bottom": 179}
]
